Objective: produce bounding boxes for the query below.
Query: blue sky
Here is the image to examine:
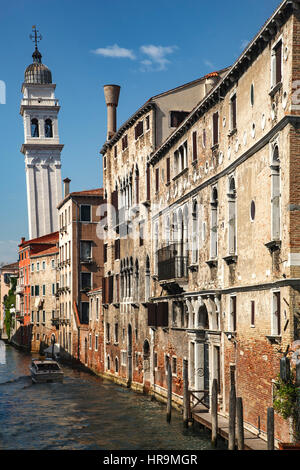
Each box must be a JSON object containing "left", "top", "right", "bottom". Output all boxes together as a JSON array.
[{"left": 0, "top": 0, "right": 280, "bottom": 263}]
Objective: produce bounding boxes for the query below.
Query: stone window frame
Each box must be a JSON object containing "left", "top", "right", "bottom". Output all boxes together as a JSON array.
[{"left": 270, "top": 34, "right": 283, "bottom": 92}]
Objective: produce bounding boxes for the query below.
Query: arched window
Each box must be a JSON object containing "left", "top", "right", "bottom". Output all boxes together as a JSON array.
[
  {"left": 210, "top": 187, "right": 218, "bottom": 259},
  {"left": 31, "top": 118, "right": 39, "bottom": 137},
  {"left": 107, "top": 355, "right": 110, "bottom": 371},
  {"left": 115, "top": 357, "right": 119, "bottom": 374},
  {"left": 228, "top": 177, "right": 237, "bottom": 255},
  {"left": 271, "top": 145, "right": 280, "bottom": 240},
  {"left": 45, "top": 119, "right": 53, "bottom": 137},
  {"left": 143, "top": 339, "right": 150, "bottom": 360}
]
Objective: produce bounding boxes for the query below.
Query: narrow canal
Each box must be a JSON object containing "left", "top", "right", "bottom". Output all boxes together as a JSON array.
[{"left": 0, "top": 340, "right": 217, "bottom": 450}]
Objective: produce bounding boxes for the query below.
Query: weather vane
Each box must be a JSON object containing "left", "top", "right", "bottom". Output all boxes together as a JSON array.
[{"left": 29, "top": 25, "right": 42, "bottom": 49}]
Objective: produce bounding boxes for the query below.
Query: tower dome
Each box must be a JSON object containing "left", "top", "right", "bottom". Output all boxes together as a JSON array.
[{"left": 24, "top": 47, "right": 52, "bottom": 84}]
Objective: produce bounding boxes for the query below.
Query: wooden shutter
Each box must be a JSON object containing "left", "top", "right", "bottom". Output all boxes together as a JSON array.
[
  {"left": 155, "top": 168, "right": 159, "bottom": 193},
  {"left": 108, "top": 276, "right": 114, "bottom": 304},
  {"left": 115, "top": 238, "right": 120, "bottom": 260},
  {"left": 192, "top": 131, "right": 197, "bottom": 161},
  {"left": 231, "top": 95, "right": 237, "bottom": 129},
  {"left": 157, "top": 302, "right": 169, "bottom": 327},
  {"left": 232, "top": 296, "right": 237, "bottom": 331},
  {"left": 275, "top": 41, "right": 282, "bottom": 85},
  {"left": 146, "top": 164, "right": 151, "bottom": 200},
  {"left": 102, "top": 277, "right": 107, "bottom": 304},
  {"left": 213, "top": 112, "right": 219, "bottom": 146},
  {"left": 148, "top": 303, "right": 157, "bottom": 327},
  {"left": 251, "top": 301, "right": 255, "bottom": 326},
  {"left": 166, "top": 157, "right": 170, "bottom": 183},
  {"left": 275, "top": 292, "right": 281, "bottom": 335}
]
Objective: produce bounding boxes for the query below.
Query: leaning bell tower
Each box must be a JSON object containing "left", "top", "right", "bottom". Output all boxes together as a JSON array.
[{"left": 20, "top": 26, "right": 63, "bottom": 239}]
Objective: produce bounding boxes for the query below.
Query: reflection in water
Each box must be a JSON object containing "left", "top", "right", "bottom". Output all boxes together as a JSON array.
[{"left": 0, "top": 341, "right": 217, "bottom": 450}]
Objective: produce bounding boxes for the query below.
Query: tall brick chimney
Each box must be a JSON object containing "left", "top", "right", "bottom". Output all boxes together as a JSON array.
[
  {"left": 103, "top": 84, "right": 120, "bottom": 140},
  {"left": 63, "top": 177, "right": 71, "bottom": 198}
]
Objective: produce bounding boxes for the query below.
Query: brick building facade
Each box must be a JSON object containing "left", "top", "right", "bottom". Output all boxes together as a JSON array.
[{"left": 99, "top": 0, "right": 300, "bottom": 445}]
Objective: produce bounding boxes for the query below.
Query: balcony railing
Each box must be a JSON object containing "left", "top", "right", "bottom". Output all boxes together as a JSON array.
[{"left": 157, "top": 244, "right": 188, "bottom": 281}]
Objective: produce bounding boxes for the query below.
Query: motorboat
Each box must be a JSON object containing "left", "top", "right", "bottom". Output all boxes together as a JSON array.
[{"left": 29, "top": 358, "right": 63, "bottom": 383}]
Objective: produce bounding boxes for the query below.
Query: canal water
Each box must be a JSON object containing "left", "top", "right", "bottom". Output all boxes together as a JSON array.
[{"left": 0, "top": 341, "right": 216, "bottom": 450}]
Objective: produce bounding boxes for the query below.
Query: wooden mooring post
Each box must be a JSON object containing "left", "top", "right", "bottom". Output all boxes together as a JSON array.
[
  {"left": 211, "top": 379, "right": 218, "bottom": 447},
  {"left": 183, "top": 359, "right": 190, "bottom": 428},
  {"left": 236, "top": 397, "right": 244, "bottom": 450},
  {"left": 167, "top": 362, "right": 172, "bottom": 423},
  {"left": 228, "top": 384, "right": 236, "bottom": 450},
  {"left": 267, "top": 407, "right": 275, "bottom": 450}
]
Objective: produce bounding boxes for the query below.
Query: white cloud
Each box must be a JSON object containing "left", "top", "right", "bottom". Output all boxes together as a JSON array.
[
  {"left": 204, "top": 59, "right": 215, "bottom": 69},
  {"left": 91, "top": 44, "right": 136, "bottom": 60},
  {"left": 240, "top": 39, "right": 250, "bottom": 50},
  {"left": 140, "top": 45, "right": 178, "bottom": 71}
]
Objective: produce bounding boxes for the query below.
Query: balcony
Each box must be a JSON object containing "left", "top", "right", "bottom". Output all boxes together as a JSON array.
[
  {"left": 16, "top": 284, "right": 24, "bottom": 295},
  {"left": 80, "top": 257, "right": 95, "bottom": 265},
  {"left": 157, "top": 244, "right": 188, "bottom": 281}
]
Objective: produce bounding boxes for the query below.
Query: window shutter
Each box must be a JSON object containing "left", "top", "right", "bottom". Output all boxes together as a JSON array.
[
  {"left": 146, "top": 165, "right": 151, "bottom": 200},
  {"left": 115, "top": 238, "right": 120, "bottom": 260},
  {"left": 275, "top": 41, "right": 282, "bottom": 85},
  {"left": 213, "top": 112, "right": 219, "bottom": 145},
  {"left": 102, "top": 277, "right": 107, "bottom": 304},
  {"left": 157, "top": 302, "right": 169, "bottom": 327},
  {"left": 192, "top": 131, "right": 197, "bottom": 161},
  {"left": 231, "top": 95, "right": 237, "bottom": 129},
  {"left": 108, "top": 276, "right": 114, "bottom": 304},
  {"left": 232, "top": 296, "right": 237, "bottom": 331},
  {"left": 156, "top": 168, "right": 159, "bottom": 193},
  {"left": 166, "top": 157, "right": 170, "bottom": 183},
  {"left": 147, "top": 303, "right": 157, "bottom": 327}
]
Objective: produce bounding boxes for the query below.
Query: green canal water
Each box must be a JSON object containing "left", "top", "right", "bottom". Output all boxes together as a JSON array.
[{"left": 0, "top": 340, "right": 222, "bottom": 450}]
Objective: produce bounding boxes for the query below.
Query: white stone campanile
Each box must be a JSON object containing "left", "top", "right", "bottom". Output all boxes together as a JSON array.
[{"left": 20, "top": 30, "right": 63, "bottom": 239}]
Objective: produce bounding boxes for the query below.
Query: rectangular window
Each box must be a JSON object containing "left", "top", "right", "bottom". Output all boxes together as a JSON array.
[
  {"left": 81, "top": 302, "right": 89, "bottom": 324},
  {"left": 114, "top": 238, "right": 120, "bottom": 260},
  {"left": 170, "top": 111, "right": 189, "bottom": 128},
  {"left": 192, "top": 131, "right": 197, "bottom": 161},
  {"left": 81, "top": 272, "right": 91, "bottom": 290},
  {"left": 31, "top": 286, "right": 34, "bottom": 296},
  {"left": 155, "top": 168, "right": 159, "bottom": 193},
  {"left": 89, "top": 333, "right": 92, "bottom": 349},
  {"left": 31, "top": 311, "right": 34, "bottom": 323},
  {"left": 172, "top": 357, "right": 177, "bottom": 375},
  {"left": 80, "top": 205, "right": 91, "bottom": 222},
  {"left": 212, "top": 112, "right": 219, "bottom": 146},
  {"left": 36, "top": 262, "right": 40, "bottom": 272},
  {"left": 42, "top": 285, "right": 46, "bottom": 296},
  {"left": 80, "top": 241, "right": 92, "bottom": 261},
  {"left": 146, "top": 115, "right": 150, "bottom": 130},
  {"left": 154, "top": 351, "right": 158, "bottom": 369},
  {"left": 31, "top": 263, "right": 34, "bottom": 272},
  {"left": 122, "top": 134, "right": 128, "bottom": 151},
  {"left": 35, "top": 285, "right": 39, "bottom": 296},
  {"left": 230, "top": 94, "right": 237, "bottom": 130},
  {"left": 251, "top": 301, "right": 255, "bottom": 327},
  {"left": 51, "top": 259, "right": 55, "bottom": 269},
  {"left": 139, "top": 222, "right": 144, "bottom": 246},
  {"left": 95, "top": 335, "right": 98, "bottom": 351},
  {"left": 272, "top": 40, "right": 282, "bottom": 87},
  {"left": 37, "top": 311, "right": 40, "bottom": 324},
  {"left": 135, "top": 120, "right": 144, "bottom": 139},
  {"left": 104, "top": 243, "right": 108, "bottom": 263},
  {"left": 272, "top": 291, "right": 281, "bottom": 336},
  {"left": 42, "top": 261, "right": 46, "bottom": 270},
  {"left": 166, "top": 157, "right": 170, "bottom": 184},
  {"left": 146, "top": 164, "right": 151, "bottom": 201},
  {"left": 106, "top": 323, "right": 110, "bottom": 342},
  {"left": 230, "top": 296, "right": 237, "bottom": 332},
  {"left": 114, "top": 323, "right": 119, "bottom": 343},
  {"left": 165, "top": 354, "right": 170, "bottom": 373},
  {"left": 121, "top": 350, "right": 127, "bottom": 366},
  {"left": 42, "top": 310, "right": 45, "bottom": 324}
]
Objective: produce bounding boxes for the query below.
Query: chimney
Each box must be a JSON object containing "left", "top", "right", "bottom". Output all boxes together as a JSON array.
[
  {"left": 103, "top": 84, "right": 120, "bottom": 140},
  {"left": 63, "top": 178, "right": 71, "bottom": 198},
  {"left": 21, "top": 237, "right": 25, "bottom": 244}
]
